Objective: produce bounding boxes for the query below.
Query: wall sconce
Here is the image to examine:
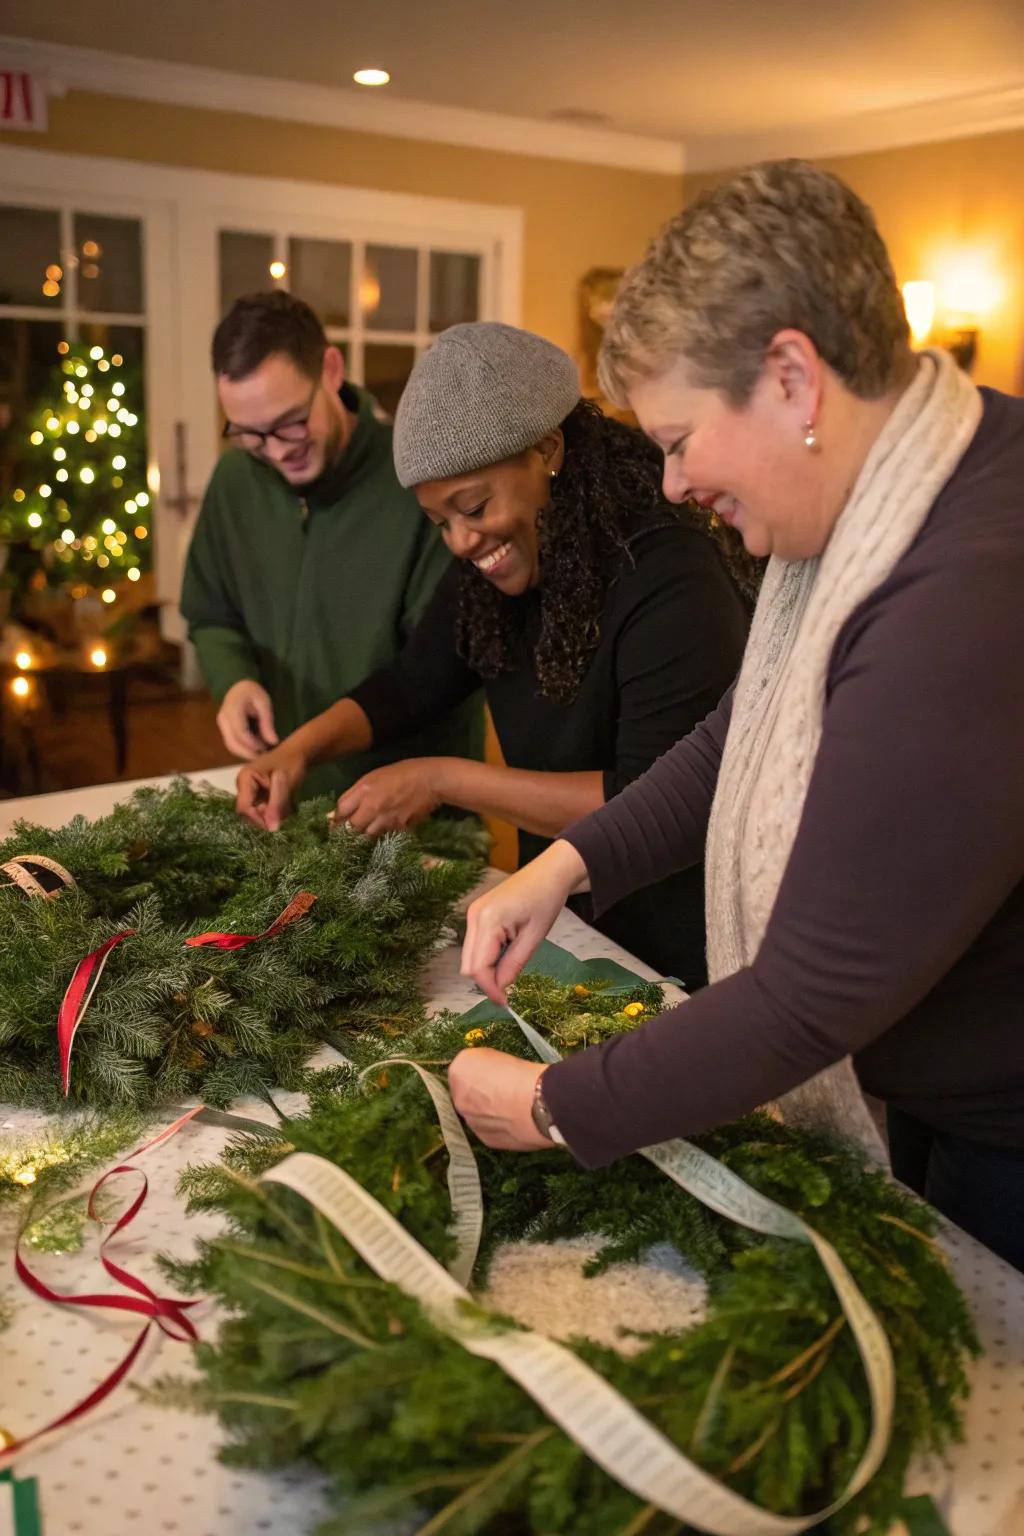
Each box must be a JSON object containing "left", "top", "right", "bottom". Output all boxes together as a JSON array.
[
  {"left": 901, "top": 278, "right": 978, "bottom": 373},
  {"left": 902, "top": 281, "right": 936, "bottom": 347}
]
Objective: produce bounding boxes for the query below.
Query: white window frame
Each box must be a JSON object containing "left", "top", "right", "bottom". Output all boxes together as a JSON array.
[{"left": 0, "top": 145, "right": 523, "bottom": 639}]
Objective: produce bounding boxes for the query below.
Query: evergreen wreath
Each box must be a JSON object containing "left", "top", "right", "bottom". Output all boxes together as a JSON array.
[
  {"left": 152, "top": 978, "right": 977, "bottom": 1536},
  {"left": 0, "top": 781, "right": 484, "bottom": 1111}
]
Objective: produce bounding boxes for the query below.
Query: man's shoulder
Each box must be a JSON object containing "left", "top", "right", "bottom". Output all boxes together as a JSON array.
[{"left": 203, "top": 447, "right": 278, "bottom": 506}]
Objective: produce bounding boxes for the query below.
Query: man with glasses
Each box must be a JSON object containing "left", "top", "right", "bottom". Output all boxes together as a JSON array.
[{"left": 181, "top": 289, "right": 483, "bottom": 797}]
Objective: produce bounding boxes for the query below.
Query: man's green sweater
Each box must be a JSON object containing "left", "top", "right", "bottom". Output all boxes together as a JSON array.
[{"left": 180, "top": 384, "right": 483, "bottom": 799}]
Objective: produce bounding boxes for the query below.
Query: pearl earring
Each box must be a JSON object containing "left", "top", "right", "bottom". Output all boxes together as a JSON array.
[{"left": 803, "top": 421, "right": 820, "bottom": 451}]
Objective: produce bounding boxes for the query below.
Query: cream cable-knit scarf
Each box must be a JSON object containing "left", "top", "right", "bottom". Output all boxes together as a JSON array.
[{"left": 704, "top": 348, "right": 982, "bottom": 1156}]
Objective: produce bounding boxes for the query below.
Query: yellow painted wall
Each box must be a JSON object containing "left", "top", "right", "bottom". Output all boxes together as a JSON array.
[
  {"left": 2, "top": 90, "right": 683, "bottom": 358},
  {"left": 684, "top": 127, "right": 1024, "bottom": 395}
]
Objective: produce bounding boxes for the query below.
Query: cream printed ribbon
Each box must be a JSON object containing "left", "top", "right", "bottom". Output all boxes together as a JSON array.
[{"left": 266, "top": 1010, "right": 895, "bottom": 1536}]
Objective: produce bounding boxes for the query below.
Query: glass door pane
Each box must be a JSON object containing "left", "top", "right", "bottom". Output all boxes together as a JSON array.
[
  {"left": 363, "top": 343, "right": 416, "bottom": 418},
  {"left": 429, "top": 251, "right": 481, "bottom": 331},
  {"left": 0, "top": 205, "right": 63, "bottom": 308},
  {"left": 288, "top": 237, "right": 351, "bottom": 327},
  {"left": 362, "top": 245, "right": 417, "bottom": 332},
  {"left": 220, "top": 230, "right": 274, "bottom": 314},
  {"left": 73, "top": 213, "right": 143, "bottom": 314}
]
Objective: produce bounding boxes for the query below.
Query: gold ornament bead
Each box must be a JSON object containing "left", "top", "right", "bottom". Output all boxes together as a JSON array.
[{"left": 463, "top": 1027, "right": 487, "bottom": 1045}]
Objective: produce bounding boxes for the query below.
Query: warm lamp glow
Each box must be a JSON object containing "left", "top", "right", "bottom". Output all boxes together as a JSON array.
[
  {"left": 10, "top": 676, "right": 30, "bottom": 699},
  {"left": 90, "top": 646, "right": 108, "bottom": 668},
  {"left": 940, "top": 258, "right": 1002, "bottom": 324},
  {"left": 14, "top": 651, "right": 32, "bottom": 670},
  {"left": 359, "top": 272, "right": 382, "bottom": 313},
  {"left": 269, "top": 260, "right": 287, "bottom": 280},
  {"left": 902, "top": 281, "right": 936, "bottom": 346},
  {"left": 353, "top": 67, "right": 390, "bottom": 86}
]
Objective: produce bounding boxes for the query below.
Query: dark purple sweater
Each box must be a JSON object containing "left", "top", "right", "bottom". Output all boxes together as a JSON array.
[{"left": 544, "top": 388, "right": 1024, "bottom": 1165}]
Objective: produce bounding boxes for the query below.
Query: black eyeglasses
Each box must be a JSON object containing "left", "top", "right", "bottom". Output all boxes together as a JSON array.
[{"left": 222, "top": 383, "right": 320, "bottom": 449}]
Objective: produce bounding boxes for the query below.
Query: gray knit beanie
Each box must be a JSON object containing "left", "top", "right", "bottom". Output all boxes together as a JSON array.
[{"left": 392, "top": 322, "right": 581, "bottom": 488}]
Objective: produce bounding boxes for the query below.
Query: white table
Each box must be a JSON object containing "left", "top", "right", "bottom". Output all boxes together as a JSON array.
[{"left": 1, "top": 771, "right": 1022, "bottom": 1536}]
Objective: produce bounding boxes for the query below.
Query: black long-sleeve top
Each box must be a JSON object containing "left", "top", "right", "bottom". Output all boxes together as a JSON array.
[
  {"left": 544, "top": 387, "right": 1024, "bottom": 1163},
  {"left": 349, "top": 516, "right": 749, "bottom": 986}
]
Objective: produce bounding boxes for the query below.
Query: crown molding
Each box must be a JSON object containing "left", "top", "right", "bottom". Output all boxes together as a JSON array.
[
  {"left": 0, "top": 33, "right": 686, "bottom": 177},
  {"left": 685, "top": 82, "right": 1024, "bottom": 172}
]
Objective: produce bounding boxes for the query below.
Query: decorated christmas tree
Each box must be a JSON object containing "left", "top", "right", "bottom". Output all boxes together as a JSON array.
[{"left": 0, "top": 340, "right": 152, "bottom": 613}]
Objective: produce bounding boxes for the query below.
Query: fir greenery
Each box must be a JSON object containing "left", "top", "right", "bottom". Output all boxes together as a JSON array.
[
  {"left": 151, "top": 980, "right": 977, "bottom": 1536},
  {"left": 0, "top": 1109, "right": 144, "bottom": 1328},
  {"left": 0, "top": 780, "right": 484, "bottom": 1110}
]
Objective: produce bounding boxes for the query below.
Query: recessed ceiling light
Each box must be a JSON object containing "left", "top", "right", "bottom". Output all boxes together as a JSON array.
[{"left": 353, "top": 68, "right": 390, "bottom": 87}]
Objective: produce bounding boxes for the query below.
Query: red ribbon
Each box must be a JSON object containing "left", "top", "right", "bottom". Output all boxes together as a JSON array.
[
  {"left": 183, "top": 889, "right": 316, "bottom": 949},
  {"left": 58, "top": 891, "right": 316, "bottom": 1095},
  {"left": 58, "top": 930, "right": 137, "bottom": 1096},
  {"left": 1, "top": 1108, "right": 205, "bottom": 1467}
]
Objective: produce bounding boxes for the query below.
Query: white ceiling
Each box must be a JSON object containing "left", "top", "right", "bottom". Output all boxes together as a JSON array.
[{"left": 3, "top": 1, "right": 1024, "bottom": 166}]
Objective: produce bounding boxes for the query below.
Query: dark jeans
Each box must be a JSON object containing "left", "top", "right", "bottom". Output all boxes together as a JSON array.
[{"left": 887, "top": 1106, "right": 1024, "bottom": 1273}]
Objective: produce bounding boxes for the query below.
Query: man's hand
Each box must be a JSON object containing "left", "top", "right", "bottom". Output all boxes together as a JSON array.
[
  {"left": 333, "top": 758, "right": 449, "bottom": 838},
  {"left": 217, "top": 680, "right": 279, "bottom": 760},
  {"left": 236, "top": 744, "right": 307, "bottom": 830},
  {"left": 447, "top": 1048, "right": 551, "bottom": 1150}
]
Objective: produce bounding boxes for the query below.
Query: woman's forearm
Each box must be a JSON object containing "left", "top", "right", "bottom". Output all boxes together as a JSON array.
[
  {"left": 435, "top": 760, "right": 605, "bottom": 840},
  {"left": 285, "top": 697, "right": 374, "bottom": 766}
]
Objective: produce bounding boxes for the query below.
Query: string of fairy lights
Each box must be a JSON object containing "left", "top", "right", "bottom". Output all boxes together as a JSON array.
[
  {"left": 2, "top": 340, "right": 154, "bottom": 705},
  {"left": 4, "top": 340, "right": 152, "bottom": 593}
]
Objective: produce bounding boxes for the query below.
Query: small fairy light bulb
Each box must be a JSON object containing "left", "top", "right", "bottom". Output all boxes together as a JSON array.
[
  {"left": 27, "top": 512, "right": 43, "bottom": 528},
  {"left": 13, "top": 1164, "right": 37, "bottom": 1185},
  {"left": 90, "top": 646, "right": 107, "bottom": 668},
  {"left": 30, "top": 430, "right": 44, "bottom": 446},
  {"left": 101, "top": 588, "right": 116, "bottom": 604},
  {"left": 127, "top": 567, "right": 141, "bottom": 583},
  {"left": 80, "top": 467, "right": 95, "bottom": 484},
  {"left": 102, "top": 518, "right": 116, "bottom": 534},
  {"left": 89, "top": 345, "right": 104, "bottom": 360},
  {"left": 66, "top": 421, "right": 80, "bottom": 435},
  {"left": 15, "top": 651, "right": 32, "bottom": 669},
  {"left": 135, "top": 491, "right": 150, "bottom": 507},
  {"left": 111, "top": 455, "right": 126, "bottom": 471},
  {"left": 53, "top": 446, "right": 67, "bottom": 461},
  {"left": 112, "top": 382, "right": 125, "bottom": 397},
  {"left": 269, "top": 259, "right": 287, "bottom": 280},
  {"left": 61, "top": 529, "right": 76, "bottom": 545},
  {"left": 46, "top": 415, "right": 60, "bottom": 431},
  {"left": 10, "top": 676, "right": 31, "bottom": 700}
]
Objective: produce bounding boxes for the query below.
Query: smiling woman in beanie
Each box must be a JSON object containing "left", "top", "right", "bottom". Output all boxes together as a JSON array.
[{"left": 235, "top": 322, "right": 751, "bottom": 988}]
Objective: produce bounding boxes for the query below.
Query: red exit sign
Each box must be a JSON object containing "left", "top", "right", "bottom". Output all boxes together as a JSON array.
[{"left": 1, "top": 71, "right": 48, "bottom": 132}]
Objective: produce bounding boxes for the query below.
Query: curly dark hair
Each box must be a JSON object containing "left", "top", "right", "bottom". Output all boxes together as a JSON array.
[{"left": 454, "top": 399, "right": 760, "bottom": 704}]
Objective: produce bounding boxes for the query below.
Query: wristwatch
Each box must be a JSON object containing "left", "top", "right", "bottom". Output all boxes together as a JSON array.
[{"left": 531, "top": 1070, "right": 566, "bottom": 1146}]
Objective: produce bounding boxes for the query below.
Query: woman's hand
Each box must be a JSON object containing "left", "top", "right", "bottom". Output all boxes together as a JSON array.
[
  {"left": 235, "top": 743, "right": 308, "bottom": 831},
  {"left": 448, "top": 1049, "right": 550, "bottom": 1150},
  {"left": 461, "top": 840, "right": 590, "bottom": 1004},
  {"left": 334, "top": 758, "right": 449, "bottom": 837}
]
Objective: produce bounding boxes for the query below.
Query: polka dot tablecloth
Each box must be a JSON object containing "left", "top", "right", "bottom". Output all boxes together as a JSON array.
[{"left": 0, "top": 774, "right": 1022, "bottom": 1535}]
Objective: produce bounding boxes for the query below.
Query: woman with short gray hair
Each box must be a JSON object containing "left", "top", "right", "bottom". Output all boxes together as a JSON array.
[{"left": 455, "top": 161, "right": 1024, "bottom": 1272}]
